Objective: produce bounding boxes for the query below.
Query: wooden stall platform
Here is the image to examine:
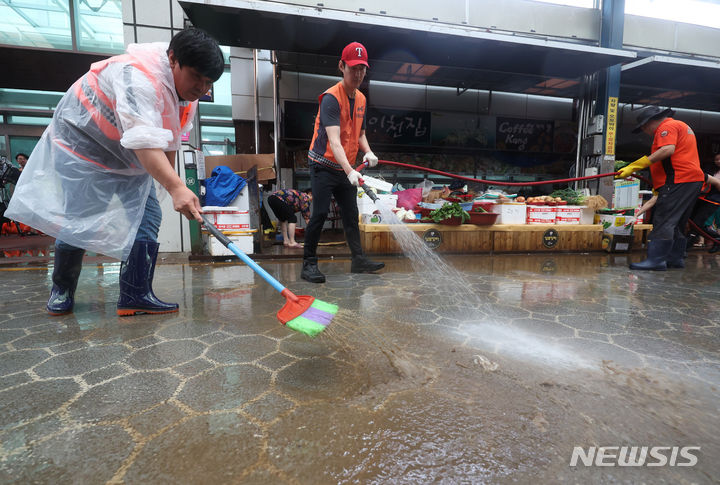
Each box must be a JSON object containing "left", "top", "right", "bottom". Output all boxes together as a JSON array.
[{"left": 359, "top": 223, "right": 653, "bottom": 254}]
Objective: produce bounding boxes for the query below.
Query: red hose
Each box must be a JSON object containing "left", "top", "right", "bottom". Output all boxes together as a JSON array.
[
  {"left": 362, "top": 160, "right": 720, "bottom": 248},
  {"left": 366, "top": 159, "right": 620, "bottom": 186},
  {"left": 688, "top": 219, "right": 720, "bottom": 246}
]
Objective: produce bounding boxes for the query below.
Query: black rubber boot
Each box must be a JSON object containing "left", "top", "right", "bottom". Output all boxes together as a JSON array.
[
  {"left": 629, "top": 239, "right": 673, "bottom": 271},
  {"left": 351, "top": 255, "right": 385, "bottom": 273},
  {"left": 301, "top": 257, "right": 326, "bottom": 283},
  {"left": 666, "top": 236, "right": 688, "bottom": 268},
  {"left": 47, "top": 247, "right": 85, "bottom": 315},
  {"left": 117, "top": 241, "right": 178, "bottom": 316}
]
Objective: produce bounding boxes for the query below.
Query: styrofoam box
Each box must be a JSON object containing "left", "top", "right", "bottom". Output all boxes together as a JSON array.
[
  {"left": 527, "top": 205, "right": 556, "bottom": 224},
  {"left": 357, "top": 194, "right": 398, "bottom": 215},
  {"left": 492, "top": 203, "right": 527, "bottom": 224},
  {"left": 203, "top": 206, "right": 250, "bottom": 230},
  {"left": 227, "top": 186, "right": 250, "bottom": 211},
  {"left": 580, "top": 206, "right": 595, "bottom": 225},
  {"left": 203, "top": 233, "right": 254, "bottom": 255},
  {"left": 556, "top": 205, "right": 581, "bottom": 225}
]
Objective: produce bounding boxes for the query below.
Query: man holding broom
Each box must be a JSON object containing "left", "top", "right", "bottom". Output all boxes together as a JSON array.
[
  {"left": 6, "top": 28, "right": 224, "bottom": 315},
  {"left": 301, "top": 41, "right": 385, "bottom": 283}
]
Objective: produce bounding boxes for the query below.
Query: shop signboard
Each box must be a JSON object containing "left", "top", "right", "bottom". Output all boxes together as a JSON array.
[
  {"left": 431, "top": 113, "right": 495, "bottom": 148},
  {"left": 542, "top": 228, "right": 559, "bottom": 248},
  {"left": 423, "top": 228, "right": 442, "bottom": 249},
  {"left": 496, "top": 117, "right": 554, "bottom": 152},
  {"left": 366, "top": 108, "right": 431, "bottom": 146},
  {"left": 283, "top": 102, "right": 431, "bottom": 146}
]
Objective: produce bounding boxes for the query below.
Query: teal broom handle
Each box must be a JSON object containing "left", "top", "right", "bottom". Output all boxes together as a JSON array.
[{"left": 201, "top": 215, "right": 286, "bottom": 294}]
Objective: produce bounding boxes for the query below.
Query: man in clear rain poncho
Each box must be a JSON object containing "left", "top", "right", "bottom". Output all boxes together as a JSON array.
[{"left": 6, "top": 28, "right": 224, "bottom": 316}]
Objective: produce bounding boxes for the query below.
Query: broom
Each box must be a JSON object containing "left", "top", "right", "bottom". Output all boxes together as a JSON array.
[{"left": 201, "top": 215, "right": 337, "bottom": 337}]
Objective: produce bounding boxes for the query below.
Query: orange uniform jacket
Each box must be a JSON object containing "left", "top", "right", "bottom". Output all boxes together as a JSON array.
[
  {"left": 650, "top": 118, "right": 703, "bottom": 189},
  {"left": 308, "top": 82, "right": 366, "bottom": 170}
]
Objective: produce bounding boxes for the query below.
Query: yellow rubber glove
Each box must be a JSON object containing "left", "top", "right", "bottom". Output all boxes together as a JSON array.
[{"left": 616, "top": 155, "right": 651, "bottom": 178}]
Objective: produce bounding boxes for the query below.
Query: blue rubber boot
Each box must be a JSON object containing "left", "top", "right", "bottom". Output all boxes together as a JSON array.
[
  {"left": 117, "top": 241, "right": 178, "bottom": 316},
  {"left": 47, "top": 247, "right": 85, "bottom": 315},
  {"left": 666, "top": 236, "right": 688, "bottom": 268},
  {"left": 629, "top": 239, "right": 673, "bottom": 271}
]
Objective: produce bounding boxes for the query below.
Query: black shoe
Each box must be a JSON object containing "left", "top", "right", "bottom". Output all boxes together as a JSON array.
[
  {"left": 710, "top": 243, "right": 720, "bottom": 254},
  {"left": 351, "top": 255, "right": 385, "bottom": 273},
  {"left": 301, "top": 257, "right": 326, "bottom": 283}
]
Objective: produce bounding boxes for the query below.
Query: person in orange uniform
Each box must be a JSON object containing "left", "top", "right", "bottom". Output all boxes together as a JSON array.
[
  {"left": 617, "top": 106, "right": 704, "bottom": 270},
  {"left": 301, "top": 41, "right": 385, "bottom": 283}
]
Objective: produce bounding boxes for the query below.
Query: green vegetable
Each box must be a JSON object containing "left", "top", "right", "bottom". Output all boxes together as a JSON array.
[
  {"left": 614, "top": 160, "right": 630, "bottom": 171},
  {"left": 549, "top": 188, "right": 586, "bottom": 206},
  {"left": 429, "top": 202, "right": 470, "bottom": 223}
]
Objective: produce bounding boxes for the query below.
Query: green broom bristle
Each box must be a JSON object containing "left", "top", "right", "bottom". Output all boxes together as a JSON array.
[
  {"left": 285, "top": 299, "right": 339, "bottom": 337},
  {"left": 310, "top": 298, "right": 339, "bottom": 314},
  {"left": 286, "top": 316, "right": 326, "bottom": 337}
]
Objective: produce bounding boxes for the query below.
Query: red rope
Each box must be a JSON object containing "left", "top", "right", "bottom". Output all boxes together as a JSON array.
[
  {"left": 369, "top": 159, "right": 620, "bottom": 186},
  {"left": 688, "top": 219, "right": 720, "bottom": 246}
]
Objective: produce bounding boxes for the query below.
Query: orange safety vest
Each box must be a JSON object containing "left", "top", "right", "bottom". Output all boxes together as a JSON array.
[
  {"left": 308, "top": 82, "right": 366, "bottom": 170},
  {"left": 649, "top": 118, "right": 704, "bottom": 189},
  {"left": 69, "top": 54, "right": 193, "bottom": 169}
]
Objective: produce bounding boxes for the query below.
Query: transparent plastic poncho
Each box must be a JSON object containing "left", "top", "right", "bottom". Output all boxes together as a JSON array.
[{"left": 6, "top": 43, "right": 196, "bottom": 261}]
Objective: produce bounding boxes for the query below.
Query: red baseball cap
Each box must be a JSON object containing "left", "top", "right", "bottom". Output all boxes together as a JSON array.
[{"left": 341, "top": 42, "right": 369, "bottom": 67}]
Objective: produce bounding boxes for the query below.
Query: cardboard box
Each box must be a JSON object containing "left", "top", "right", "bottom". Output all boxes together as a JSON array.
[
  {"left": 202, "top": 206, "right": 251, "bottom": 230},
  {"left": 204, "top": 154, "right": 276, "bottom": 182},
  {"left": 602, "top": 234, "right": 633, "bottom": 253},
  {"left": 595, "top": 213, "right": 635, "bottom": 235},
  {"left": 492, "top": 203, "right": 527, "bottom": 224},
  {"left": 613, "top": 179, "right": 640, "bottom": 209},
  {"left": 361, "top": 213, "right": 385, "bottom": 224}
]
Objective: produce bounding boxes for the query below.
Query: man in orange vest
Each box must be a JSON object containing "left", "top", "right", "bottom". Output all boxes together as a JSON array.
[
  {"left": 7, "top": 28, "right": 224, "bottom": 315},
  {"left": 617, "top": 105, "right": 704, "bottom": 270},
  {"left": 301, "top": 41, "right": 385, "bottom": 283}
]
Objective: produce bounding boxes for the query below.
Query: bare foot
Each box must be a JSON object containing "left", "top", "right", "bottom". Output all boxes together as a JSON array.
[{"left": 287, "top": 242, "right": 303, "bottom": 248}]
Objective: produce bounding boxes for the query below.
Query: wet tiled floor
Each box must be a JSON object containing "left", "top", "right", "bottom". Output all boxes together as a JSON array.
[{"left": 0, "top": 252, "right": 718, "bottom": 483}]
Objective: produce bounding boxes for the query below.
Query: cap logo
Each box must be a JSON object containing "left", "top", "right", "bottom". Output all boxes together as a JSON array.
[
  {"left": 355, "top": 47, "right": 363, "bottom": 57},
  {"left": 660, "top": 130, "right": 668, "bottom": 137}
]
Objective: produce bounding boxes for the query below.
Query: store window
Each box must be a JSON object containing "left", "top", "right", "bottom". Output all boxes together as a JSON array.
[
  {"left": 8, "top": 136, "right": 39, "bottom": 162},
  {"left": 626, "top": 0, "right": 720, "bottom": 29},
  {"left": 76, "top": 0, "right": 124, "bottom": 53},
  {"left": 199, "top": 67, "right": 233, "bottom": 156},
  {"left": 6, "top": 115, "right": 52, "bottom": 126},
  {"left": 0, "top": 0, "right": 122, "bottom": 53},
  {"left": 0, "top": 88, "right": 64, "bottom": 111},
  {"left": 532, "top": 0, "right": 594, "bottom": 7},
  {"left": 201, "top": 125, "right": 235, "bottom": 156},
  {"left": 0, "top": 0, "right": 73, "bottom": 50}
]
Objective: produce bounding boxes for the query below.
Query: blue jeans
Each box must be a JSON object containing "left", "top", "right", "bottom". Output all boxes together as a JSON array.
[{"left": 56, "top": 184, "right": 162, "bottom": 254}]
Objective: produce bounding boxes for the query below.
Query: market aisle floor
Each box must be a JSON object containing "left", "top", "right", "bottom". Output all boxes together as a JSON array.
[{"left": 1, "top": 253, "right": 718, "bottom": 484}]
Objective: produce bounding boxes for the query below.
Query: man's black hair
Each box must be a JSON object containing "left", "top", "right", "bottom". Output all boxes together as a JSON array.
[
  {"left": 168, "top": 28, "right": 225, "bottom": 82},
  {"left": 15, "top": 153, "right": 29, "bottom": 160}
]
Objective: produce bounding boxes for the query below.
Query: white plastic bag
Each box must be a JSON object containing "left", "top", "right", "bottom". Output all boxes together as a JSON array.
[{"left": 416, "top": 179, "right": 435, "bottom": 198}]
